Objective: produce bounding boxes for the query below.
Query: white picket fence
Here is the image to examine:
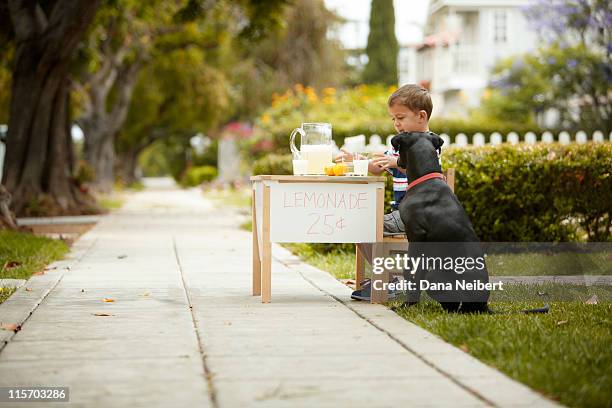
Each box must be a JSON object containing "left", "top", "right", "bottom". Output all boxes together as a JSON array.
[{"left": 376, "top": 130, "right": 611, "bottom": 150}]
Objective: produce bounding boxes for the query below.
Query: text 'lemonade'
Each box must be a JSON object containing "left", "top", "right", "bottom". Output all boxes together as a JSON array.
[{"left": 301, "top": 144, "right": 333, "bottom": 175}]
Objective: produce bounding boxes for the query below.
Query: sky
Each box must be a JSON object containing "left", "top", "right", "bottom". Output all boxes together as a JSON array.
[{"left": 324, "top": 0, "right": 431, "bottom": 49}]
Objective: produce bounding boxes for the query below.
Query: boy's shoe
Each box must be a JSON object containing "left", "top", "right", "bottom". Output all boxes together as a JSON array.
[{"left": 350, "top": 277, "right": 402, "bottom": 301}]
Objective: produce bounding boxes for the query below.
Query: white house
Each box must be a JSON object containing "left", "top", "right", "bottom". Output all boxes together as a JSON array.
[{"left": 415, "top": 0, "right": 539, "bottom": 117}]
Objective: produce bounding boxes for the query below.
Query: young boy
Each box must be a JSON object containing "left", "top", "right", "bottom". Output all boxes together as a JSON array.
[
  {"left": 341, "top": 84, "right": 441, "bottom": 301},
  {"left": 339, "top": 84, "right": 440, "bottom": 234}
]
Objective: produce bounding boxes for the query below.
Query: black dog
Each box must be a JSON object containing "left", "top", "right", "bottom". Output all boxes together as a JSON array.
[{"left": 391, "top": 132, "right": 490, "bottom": 313}]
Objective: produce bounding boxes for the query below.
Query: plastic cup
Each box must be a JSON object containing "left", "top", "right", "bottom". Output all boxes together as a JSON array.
[
  {"left": 353, "top": 159, "right": 369, "bottom": 176},
  {"left": 292, "top": 159, "right": 308, "bottom": 175}
]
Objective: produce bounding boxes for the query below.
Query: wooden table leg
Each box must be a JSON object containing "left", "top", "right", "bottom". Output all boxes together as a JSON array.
[
  {"left": 261, "top": 185, "right": 271, "bottom": 303},
  {"left": 371, "top": 186, "right": 387, "bottom": 303},
  {"left": 355, "top": 244, "right": 364, "bottom": 290},
  {"left": 252, "top": 188, "right": 261, "bottom": 296}
]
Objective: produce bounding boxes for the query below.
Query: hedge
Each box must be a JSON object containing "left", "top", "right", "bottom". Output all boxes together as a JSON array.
[
  {"left": 252, "top": 143, "right": 612, "bottom": 242},
  {"left": 180, "top": 165, "right": 218, "bottom": 187}
]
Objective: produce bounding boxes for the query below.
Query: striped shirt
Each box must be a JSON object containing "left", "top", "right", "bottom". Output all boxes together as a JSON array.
[{"left": 385, "top": 143, "right": 442, "bottom": 206}]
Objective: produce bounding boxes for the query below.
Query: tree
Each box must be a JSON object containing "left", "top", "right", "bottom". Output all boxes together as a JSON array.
[
  {"left": 73, "top": 1, "right": 186, "bottom": 192},
  {"left": 115, "top": 46, "right": 229, "bottom": 184},
  {"left": 109, "top": 0, "right": 290, "bottom": 184},
  {"left": 1, "top": 0, "right": 101, "bottom": 217},
  {"left": 74, "top": 0, "right": 290, "bottom": 190},
  {"left": 362, "top": 0, "right": 398, "bottom": 86},
  {"left": 485, "top": 0, "right": 610, "bottom": 132}
]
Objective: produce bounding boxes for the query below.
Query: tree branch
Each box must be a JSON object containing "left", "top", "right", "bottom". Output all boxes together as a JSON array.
[{"left": 7, "top": 0, "right": 47, "bottom": 40}]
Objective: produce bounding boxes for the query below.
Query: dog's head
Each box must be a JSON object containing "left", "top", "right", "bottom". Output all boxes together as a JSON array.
[{"left": 391, "top": 132, "right": 444, "bottom": 169}]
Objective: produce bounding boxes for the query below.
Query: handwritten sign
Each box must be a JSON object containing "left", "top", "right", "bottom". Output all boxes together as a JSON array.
[{"left": 269, "top": 182, "right": 378, "bottom": 243}]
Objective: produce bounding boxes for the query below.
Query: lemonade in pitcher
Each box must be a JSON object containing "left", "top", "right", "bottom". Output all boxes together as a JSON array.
[
  {"left": 301, "top": 144, "right": 333, "bottom": 174},
  {"left": 290, "top": 123, "right": 333, "bottom": 175}
]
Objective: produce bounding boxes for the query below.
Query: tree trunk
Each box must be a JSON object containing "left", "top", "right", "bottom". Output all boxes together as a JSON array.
[
  {"left": 83, "top": 129, "right": 116, "bottom": 193},
  {"left": 117, "top": 149, "right": 140, "bottom": 186},
  {"left": 2, "top": 0, "right": 101, "bottom": 216},
  {"left": 78, "top": 56, "right": 143, "bottom": 193}
]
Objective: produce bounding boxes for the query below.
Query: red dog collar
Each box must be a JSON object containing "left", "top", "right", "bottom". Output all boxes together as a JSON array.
[{"left": 407, "top": 172, "right": 446, "bottom": 191}]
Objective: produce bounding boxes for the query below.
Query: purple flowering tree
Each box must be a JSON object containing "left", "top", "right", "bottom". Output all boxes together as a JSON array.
[{"left": 485, "top": 0, "right": 610, "bottom": 132}]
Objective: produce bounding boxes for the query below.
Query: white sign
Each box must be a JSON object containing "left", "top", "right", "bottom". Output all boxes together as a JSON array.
[{"left": 269, "top": 181, "right": 378, "bottom": 243}]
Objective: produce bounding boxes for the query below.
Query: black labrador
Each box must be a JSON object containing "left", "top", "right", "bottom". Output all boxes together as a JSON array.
[{"left": 391, "top": 131, "right": 490, "bottom": 313}]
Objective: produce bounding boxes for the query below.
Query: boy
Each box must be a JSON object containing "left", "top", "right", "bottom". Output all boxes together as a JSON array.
[
  {"left": 339, "top": 84, "right": 440, "bottom": 234},
  {"left": 374, "top": 84, "right": 440, "bottom": 234},
  {"left": 341, "top": 84, "right": 441, "bottom": 301}
]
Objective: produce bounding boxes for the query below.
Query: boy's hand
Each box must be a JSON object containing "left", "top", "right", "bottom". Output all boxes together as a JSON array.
[
  {"left": 371, "top": 153, "right": 398, "bottom": 170},
  {"left": 334, "top": 148, "right": 365, "bottom": 163}
]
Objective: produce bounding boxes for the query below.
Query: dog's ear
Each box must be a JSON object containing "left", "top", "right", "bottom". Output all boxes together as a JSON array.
[
  {"left": 391, "top": 132, "right": 418, "bottom": 151},
  {"left": 390, "top": 133, "right": 404, "bottom": 151},
  {"left": 426, "top": 132, "right": 444, "bottom": 150}
]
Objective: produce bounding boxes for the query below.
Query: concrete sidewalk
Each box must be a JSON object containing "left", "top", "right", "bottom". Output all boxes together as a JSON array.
[{"left": 0, "top": 180, "right": 560, "bottom": 407}]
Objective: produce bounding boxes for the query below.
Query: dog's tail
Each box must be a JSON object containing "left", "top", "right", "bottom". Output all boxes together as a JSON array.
[
  {"left": 487, "top": 303, "right": 550, "bottom": 315},
  {"left": 522, "top": 304, "right": 550, "bottom": 314}
]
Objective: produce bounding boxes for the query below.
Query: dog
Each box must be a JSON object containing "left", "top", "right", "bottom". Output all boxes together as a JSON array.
[{"left": 391, "top": 131, "right": 490, "bottom": 313}]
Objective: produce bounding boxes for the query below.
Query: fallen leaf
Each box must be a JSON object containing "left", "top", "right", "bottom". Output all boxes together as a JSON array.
[
  {"left": 140, "top": 292, "right": 150, "bottom": 297},
  {"left": 117, "top": 255, "right": 127, "bottom": 259},
  {"left": 1, "top": 323, "right": 20, "bottom": 332},
  {"left": 92, "top": 313, "right": 114, "bottom": 317},
  {"left": 459, "top": 344, "right": 469, "bottom": 352},
  {"left": 102, "top": 298, "right": 115, "bottom": 302},
  {"left": 585, "top": 294, "right": 598, "bottom": 305},
  {"left": 224, "top": 321, "right": 232, "bottom": 326},
  {"left": 557, "top": 320, "right": 568, "bottom": 326},
  {"left": 5, "top": 261, "right": 21, "bottom": 269},
  {"left": 44, "top": 266, "right": 57, "bottom": 271},
  {"left": 25, "top": 288, "right": 32, "bottom": 292},
  {"left": 32, "top": 270, "right": 45, "bottom": 276}
]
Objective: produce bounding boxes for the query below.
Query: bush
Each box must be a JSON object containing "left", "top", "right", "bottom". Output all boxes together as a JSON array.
[
  {"left": 444, "top": 143, "right": 612, "bottom": 241},
  {"left": 247, "top": 84, "right": 542, "bottom": 157},
  {"left": 180, "top": 165, "right": 218, "bottom": 187},
  {"left": 252, "top": 143, "right": 612, "bottom": 241},
  {"left": 252, "top": 154, "right": 293, "bottom": 177}
]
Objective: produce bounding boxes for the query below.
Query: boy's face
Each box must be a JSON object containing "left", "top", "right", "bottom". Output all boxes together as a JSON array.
[{"left": 388, "top": 103, "right": 429, "bottom": 134}]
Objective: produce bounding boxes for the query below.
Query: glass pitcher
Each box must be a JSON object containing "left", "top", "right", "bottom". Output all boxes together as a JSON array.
[{"left": 289, "top": 123, "right": 333, "bottom": 175}]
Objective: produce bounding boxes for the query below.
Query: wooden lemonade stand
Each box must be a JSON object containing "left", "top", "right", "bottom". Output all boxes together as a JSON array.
[{"left": 250, "top": 175, "right": 386, "bottom": 303}]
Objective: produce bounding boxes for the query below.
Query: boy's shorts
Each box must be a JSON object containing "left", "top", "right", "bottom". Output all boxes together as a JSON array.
[{"left": 383, "top": 210, "right": 405, "bottom": 234}]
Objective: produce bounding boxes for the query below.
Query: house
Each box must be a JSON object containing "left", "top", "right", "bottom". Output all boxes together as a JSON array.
[{"left": 415, "top": 0, "right": 539, "bottom": 117}]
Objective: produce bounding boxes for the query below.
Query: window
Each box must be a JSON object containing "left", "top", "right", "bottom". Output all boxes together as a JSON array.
[{"left": 494, "top": 11, "right": 507, "bottom": 43}]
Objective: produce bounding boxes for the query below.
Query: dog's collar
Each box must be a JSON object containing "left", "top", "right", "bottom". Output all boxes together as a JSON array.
[{"left": 407, "top": 172, "right": 446, "bottom": 191}]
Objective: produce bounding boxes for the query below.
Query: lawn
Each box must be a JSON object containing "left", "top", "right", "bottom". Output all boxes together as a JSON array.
[
  {"left": 0, "top": 230, "right": 69, "bottom": 281},
  {"left": 285, "top": 244, "right": 611, "bottom": 408},
  {"left": 204, "top": 187, "right": 252, "bottom": 208},
  {"left": 0, "top": 287, "right": 16, "bottom": 304},
  {"left": 391, "top": 296, "right": 611, "bottom": 408}
]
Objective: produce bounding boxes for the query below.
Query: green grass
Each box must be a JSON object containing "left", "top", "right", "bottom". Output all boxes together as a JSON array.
[
  {"left": 0, "top": 287, "right": 16, "bottom": 304},
  {"left": 283, "top": 245, "right": 612, "bottom": 408},
  {"left": 0, "top": 231, "right": 69, "bottom": 280},
  {"left": 284, "top": 243, "right": 612, "bottom": 278},
  {"left": 486, "top": 250, "right": 612, "bottom": 276},
  {"left": 204, "top": 188, "right": 251, "bottom": 208},
  {"left": 97, "top": 195, "right": 125, "bottom": 210},
  {"left": 283, "top": 243, "right": 356, "bottom": 280},
  {"left": 391, "top": 297, "right": 611, "bottom": 408}
]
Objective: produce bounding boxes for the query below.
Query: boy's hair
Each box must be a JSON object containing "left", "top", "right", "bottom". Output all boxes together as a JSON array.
[{"left": 388, "top": 84, "right": 433, "bottom": 120}]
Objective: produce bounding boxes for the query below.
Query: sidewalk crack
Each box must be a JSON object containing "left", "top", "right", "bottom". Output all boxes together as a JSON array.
[{"left": 173, "top": 236, "right": 219, "bottom": 408}]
